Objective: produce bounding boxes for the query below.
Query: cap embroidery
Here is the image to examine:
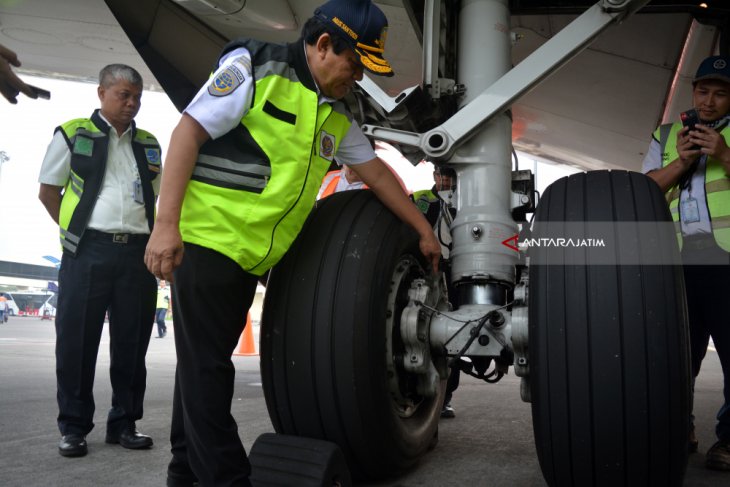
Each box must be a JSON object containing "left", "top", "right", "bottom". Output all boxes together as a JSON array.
[
  {"left": 332, "top": 16, "right": 358, "bottom": 40},
  {"left": 316, "top": 0, "right": 393, "bottom": 77},
  {"left": 375, "top": 26, "right": 388, "bottom": 51},
  {"left": 713, "top": 59, "right": 727, "bottom": 70}
]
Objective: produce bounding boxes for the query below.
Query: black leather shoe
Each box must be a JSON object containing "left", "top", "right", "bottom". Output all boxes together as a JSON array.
[
  {"left": 106, "top": 426, "right": 153, "bottom": 449},
  {"left": 59, "top": 434, "right": 87, "bottom": 457}
]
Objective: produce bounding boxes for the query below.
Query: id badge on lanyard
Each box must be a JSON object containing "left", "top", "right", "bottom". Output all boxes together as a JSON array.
[
  {"left": 132, "top": 179, "right": 144, "bottom": 205},
  {"left": 681, "top": 197, "right": 700, "bottom": 224}
]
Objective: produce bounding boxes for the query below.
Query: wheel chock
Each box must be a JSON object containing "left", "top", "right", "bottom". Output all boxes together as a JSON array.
[{"left": 249, "top": 433, "right": 352, "bottom": 487}]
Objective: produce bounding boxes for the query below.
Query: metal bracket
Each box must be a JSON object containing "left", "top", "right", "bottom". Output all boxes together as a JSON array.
[
  {"left": 511, "top": 276, "right": 530, "bottom": 402},
  {"left": 362, "top": 0, "right": 650, "bottom": 161},
  {"left": 601, "top": 0, "right": 645, "bottom": 16},
  {"left": 356, "top": 75, "right": 419, "bottom": 115},
  {"left": 399, "top": 278, "right": 442, "bottom": 398},
  {"left": 423, "top": 0, "right": 442, "bottom": 98}
]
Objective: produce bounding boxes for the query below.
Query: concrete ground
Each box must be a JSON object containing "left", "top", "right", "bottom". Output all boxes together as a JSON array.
[{"left": 0, "top": 315, "right": 727, "bottom": 487}]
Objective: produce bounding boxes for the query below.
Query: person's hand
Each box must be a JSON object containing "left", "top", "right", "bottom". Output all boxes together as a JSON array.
[
  {"left": 691, "top": 124, "right": 730, "bottom": 160},
  {"left": 676, "top": 126, "right": 702, "bottom": 169},
  {"left": 691, "top": 124, "right": 730, "bottom": 176},
  {"left": 0, "top": 44, "right": 38, "bottom": 104},
  {"left": 145, "top": 222, "right": 184, "bottom": 283},
  {"left": 419, "top": 231, "right": 442, "bottom": 274}
]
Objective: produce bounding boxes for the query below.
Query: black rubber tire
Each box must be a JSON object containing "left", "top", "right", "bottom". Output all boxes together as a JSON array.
[
  {"left": 529, "top": 171, "right": 690, "bottom": 486},
  {"left": 260, "top": 190, "right": 444, "bottom": 479},
  {"left": 248, "top": 433, "right": 352, "bottom": 487}
]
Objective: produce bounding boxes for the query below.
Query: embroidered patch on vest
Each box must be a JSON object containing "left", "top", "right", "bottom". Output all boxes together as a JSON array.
[
  {"left": 73, "top": 137, "right": 93, "bottom": 157},
  {"left": 208, "top": 63, "right": 246, "bottom": 97},
  {"left": 319, "top": 131, "right": 336, "bottom": 161},
  {"left": 145, "top": 148, "right": 161, "bottom": 164},
  {"left": 417, "top": 200, "right": 429, "bottom": 213}
]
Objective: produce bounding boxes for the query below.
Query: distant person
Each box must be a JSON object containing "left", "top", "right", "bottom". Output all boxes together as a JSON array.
[
  {"left": 0, "top": 43, "right": 40, "bottom": 103},
  {"left": 413, "top": 167, "right": 459, "bottom": 418},
  {"left": 642, "top": 55, "right": 730, "bottom": 471},
  {"left": 0, "top": 294, "right": 7, "bottom": 323},
  {"left": 143, "top": 1, "right": 440, "bottom": 484},
  {"left": 318, "top": 161, "right": 408, "bottom": 199},
  {"left": 38, "top": 64, "right": 161, "bottom": 458},
  {"left": 155, "top": 280, "right": 170, "bottom": 338}
]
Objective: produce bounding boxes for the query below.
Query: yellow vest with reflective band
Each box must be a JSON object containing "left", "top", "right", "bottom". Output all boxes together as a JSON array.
[
  {"left": 413, "top": 188, "right": 438, "bottom": 210},
  {"left": 412, "top": 188, "right": 440, "bottom": 224},
  {"left": 56, "top": 110, "right": 161, "bottom": 256},
  {"left": 658, "top": 121, "right": 730, "bottom": 251},
  {"left": 156, "top": 287, "right": 170, "bottom": 309},
  {"left": 179, "top": 40, "right": 353, "bottom": 275}
]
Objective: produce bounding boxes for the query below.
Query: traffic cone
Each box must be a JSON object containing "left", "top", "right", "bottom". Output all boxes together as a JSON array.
[{"left": 233, "top": 312, "right": 257, "bottom": 356}]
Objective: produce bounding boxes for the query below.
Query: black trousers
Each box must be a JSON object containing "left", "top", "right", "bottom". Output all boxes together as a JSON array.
[
  {"left": 169, "top": 244, "right": 258, "bottom": 486},
  {"left": 56, "top": 232, "right": 156, "bottom": 436},
  {"left": 156, "top": 308, "right": 168, "bottom": 337},
  {"left": 683, "top": 244, "right": 730, "bottom": 443}
]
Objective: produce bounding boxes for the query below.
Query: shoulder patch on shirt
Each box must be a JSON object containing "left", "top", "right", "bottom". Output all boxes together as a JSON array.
[
  {"left": 208, "top": 64, "right": 246, "bottom": 97},
  {"left": 319, "top": 131, "right": 336, "bottom": 162},
  {"left": 145, "top": 148, "right": 161, "bottom": 164},
  {"left": 73, "top": 136, "right": 93, "bottom": 156}
]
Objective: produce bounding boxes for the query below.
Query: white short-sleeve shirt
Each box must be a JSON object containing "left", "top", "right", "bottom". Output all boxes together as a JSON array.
[
  {"left": 184, "top": 45, "right": 376, "bottom": 165},
  {"left": 38, "top": 113, "right": 161, "bottom": 234}
]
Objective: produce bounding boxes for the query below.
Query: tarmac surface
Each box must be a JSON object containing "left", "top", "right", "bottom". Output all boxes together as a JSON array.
[{"left": 0, "top": 315, "right": 727, "bottom": 487}]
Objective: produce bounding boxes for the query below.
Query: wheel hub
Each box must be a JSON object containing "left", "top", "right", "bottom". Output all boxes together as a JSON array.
[{"left": 385, "top": 255, "right": 444, "bottom": 417}]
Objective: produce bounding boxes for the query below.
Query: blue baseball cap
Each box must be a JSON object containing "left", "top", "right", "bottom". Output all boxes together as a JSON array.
[
  {"left": 314, "top": 0, "right": 394, "bottom": 77},
  {"left": 694, "top": 55, "right": 730, "bottom": 85}
]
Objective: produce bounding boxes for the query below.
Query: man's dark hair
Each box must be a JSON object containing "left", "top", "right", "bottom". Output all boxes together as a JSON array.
[{"left": 300, "top": 17, "right": 351, "bottom": 54}]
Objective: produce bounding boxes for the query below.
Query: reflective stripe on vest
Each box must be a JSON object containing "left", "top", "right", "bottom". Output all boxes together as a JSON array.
[
  {"left": 194, "top": 153, "right": 271, "bottom": 192},
  {"left": 658, "top": 122, "right": 730, "bottom": 251},
  {"left": 179, "top": 40, "right": 353, "bottom": 275}
]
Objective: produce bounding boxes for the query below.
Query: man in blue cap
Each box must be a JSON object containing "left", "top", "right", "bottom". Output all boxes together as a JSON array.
[
  {"left": 145, "top": 1, "right": 441, "bottom": 485},
  {"left": 642, "top": 55, "right": 730, "bottom": 471}
]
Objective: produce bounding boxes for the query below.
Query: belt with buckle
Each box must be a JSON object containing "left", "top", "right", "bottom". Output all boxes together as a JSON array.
[{"left": 85, "top": 229, "right": 149, "bottom": 244}]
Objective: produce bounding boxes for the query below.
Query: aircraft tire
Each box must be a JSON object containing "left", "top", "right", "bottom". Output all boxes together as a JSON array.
[
  {"left": 261, "top": 190, "right": 443, "bottom": 479},
  {"left": 528, "top": 170, "right": 690, "bottom": 486}
]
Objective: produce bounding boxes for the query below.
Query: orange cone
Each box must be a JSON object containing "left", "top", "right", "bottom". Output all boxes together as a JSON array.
[{"left": 233, "top": 312, "right": 257, "bottom": 356}]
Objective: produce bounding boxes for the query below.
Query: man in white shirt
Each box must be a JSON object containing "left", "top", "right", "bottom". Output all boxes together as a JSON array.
[{"left": 38, "top": 64, "right": 161, "bottom": 458}]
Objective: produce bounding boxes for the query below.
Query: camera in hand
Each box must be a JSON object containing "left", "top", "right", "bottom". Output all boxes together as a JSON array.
[
  {"left": 681, "top": 108, "right": 700, "bottom": 130},
  {"left": 680, "top": 108, "right": 700, "bottom": 149},
  {"left": 27, "top": 84, "right": 51, "bottom": 100}
]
